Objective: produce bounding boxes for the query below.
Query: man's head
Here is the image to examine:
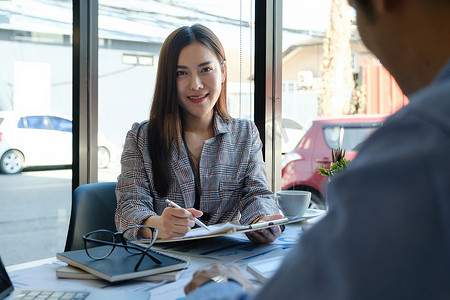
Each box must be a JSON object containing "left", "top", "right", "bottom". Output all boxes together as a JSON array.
[
  {"left": 349, "top": 0, "right": 450, "bottom": 95},
  {"left": 349, "top": 0, "right": 373, "bottom": 17}
]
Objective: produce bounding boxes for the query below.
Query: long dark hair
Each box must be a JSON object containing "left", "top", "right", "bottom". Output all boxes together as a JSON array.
[{"left": 148, "top": 24, "right": 231, "bottom": 197}]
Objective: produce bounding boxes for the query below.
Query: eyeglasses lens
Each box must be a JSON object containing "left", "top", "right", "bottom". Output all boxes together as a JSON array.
[
  {"left": 85, "top": 230, "right": 115, "bottom": 259},
  {"left": 123, "top": 227, "right": 156, "bottom": 253},
  {"left": 137, "top": 227, "right": 157, "bottom": 243}
]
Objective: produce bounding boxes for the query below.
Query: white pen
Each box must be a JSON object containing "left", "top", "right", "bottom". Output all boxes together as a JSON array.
[
  {"left": 165, "top": 199, "right": 211, "bottom": 231},
  {"left": 249, "top": 217, "right": 291, "bottom": 230}
]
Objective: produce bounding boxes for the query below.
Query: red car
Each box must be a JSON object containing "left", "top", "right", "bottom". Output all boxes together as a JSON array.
[{"left": 281, "top": 115, "right": 388, "bottom": 209}]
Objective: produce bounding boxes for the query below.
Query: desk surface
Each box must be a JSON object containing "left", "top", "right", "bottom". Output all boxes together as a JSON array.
[{"left": 7, "top": 213, "right": 324, "bottom": 300}]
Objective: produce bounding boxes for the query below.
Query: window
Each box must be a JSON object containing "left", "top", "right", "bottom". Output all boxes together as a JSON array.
[
  {"left": 24, "top": 116, "right": 49, "bottom": 130},
  {"left": 0, "top": 0, "right": 256, "bottom": 266},
  {"left": 281, "top": 0, "right": 391, "bottom": 208},
  {"left": 49, "top": 116, "right": 72, "bottom": 132},
  {"left": 323, "top": 124, "right": 381, "bottom": 151},
  {"left": 1, "top": 0, "right": 392, "bottom": 267},
  {"left": 0, "top": 1, "right": 73, "bottom": 266},
  {"left": 122, "top": 54, "right": 154, "bottom": 66},
  {"left": 97, "top": 0, "right": 256, "bottom": 181}
]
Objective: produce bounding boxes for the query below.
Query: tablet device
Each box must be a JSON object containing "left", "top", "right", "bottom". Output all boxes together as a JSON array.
[{"left": 246, "top": 256, "right": 284, "bottom": 283}]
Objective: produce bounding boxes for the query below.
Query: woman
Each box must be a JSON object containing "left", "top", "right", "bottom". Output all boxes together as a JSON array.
[{"left": 115, "top": 24, "right": 282, "bottom": 244}]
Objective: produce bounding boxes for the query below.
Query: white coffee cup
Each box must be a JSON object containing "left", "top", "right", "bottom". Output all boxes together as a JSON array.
[{"left": 276, "top": 190, "right": 311, "bottom": 217}]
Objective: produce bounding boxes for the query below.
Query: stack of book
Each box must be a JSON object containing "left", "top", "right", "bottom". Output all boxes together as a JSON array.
[{"left": 56, "top": 246, "right": 189, "bottom": 283}]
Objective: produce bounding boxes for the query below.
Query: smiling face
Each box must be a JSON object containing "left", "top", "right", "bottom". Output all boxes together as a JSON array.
[{"left": 176, "top": 41, "right": 225, "bottom": 122}]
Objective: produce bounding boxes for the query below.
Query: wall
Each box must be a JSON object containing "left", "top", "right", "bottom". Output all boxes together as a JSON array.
[{"left": 364, "top": 65, "right": 409, "bottom": 115}]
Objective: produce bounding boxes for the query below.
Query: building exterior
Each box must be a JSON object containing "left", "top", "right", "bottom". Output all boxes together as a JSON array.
[
  {"left": 0, "top": 0, "right": 255, "bottom": 151},
  {"left": 281, "top": 35, "right": 408, "bottom": 123}
]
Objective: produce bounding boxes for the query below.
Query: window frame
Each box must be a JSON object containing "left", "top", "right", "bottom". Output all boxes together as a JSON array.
[{"left": 72, "top": 0, "right": 99, "bottom": 192}]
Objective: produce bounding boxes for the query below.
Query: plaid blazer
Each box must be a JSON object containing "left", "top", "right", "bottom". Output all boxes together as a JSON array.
[{"left": 115, "top": 113, "right": 278, "bottom": 234}]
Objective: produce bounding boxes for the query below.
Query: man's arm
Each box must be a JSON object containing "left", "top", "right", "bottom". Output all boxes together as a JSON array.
[{"left": 185, "top": 281, "right": 250, "bottom": 300}]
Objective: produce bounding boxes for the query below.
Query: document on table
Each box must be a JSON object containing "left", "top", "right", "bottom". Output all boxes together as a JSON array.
[
  {"left": 183, "top": 222, "right": 247, "bottom": 237},
  {"left": 156, "top": 218, "right": 285, "bottom": 243},
  {"left": 155, "top": 209, "right": 323, "bottom": 243}
]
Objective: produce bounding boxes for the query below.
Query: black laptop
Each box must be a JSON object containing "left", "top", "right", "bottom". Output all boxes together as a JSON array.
[{"left": 0, "top": 256, "right": 150, "bottom": 300}]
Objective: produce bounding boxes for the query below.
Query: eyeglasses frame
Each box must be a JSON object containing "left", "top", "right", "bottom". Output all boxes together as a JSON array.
[{"left": 82, "top": 225, "right": 161, "bottom": 272}]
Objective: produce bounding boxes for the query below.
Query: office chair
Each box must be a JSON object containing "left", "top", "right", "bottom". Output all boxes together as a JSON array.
[{"left": 64, "top": 182, "right": 117, "bottom": 252}]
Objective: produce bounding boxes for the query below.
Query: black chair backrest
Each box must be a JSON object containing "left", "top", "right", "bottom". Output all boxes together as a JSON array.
[{"left": 64, "top": 182, "right": 117, "bottom": 252}]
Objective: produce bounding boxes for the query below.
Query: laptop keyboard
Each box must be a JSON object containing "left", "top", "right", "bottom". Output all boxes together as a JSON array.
[{"left": 13, "top": 290, "right": 90, "bottom": 299}]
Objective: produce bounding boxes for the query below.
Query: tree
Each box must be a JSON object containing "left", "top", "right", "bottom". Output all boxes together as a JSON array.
[{"left": 318, "top": 0, "right": 354, "bottom": 117}]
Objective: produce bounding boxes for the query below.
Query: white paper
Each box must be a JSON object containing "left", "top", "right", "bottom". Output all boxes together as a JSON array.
[
  {"left": 173, "top": 222, "right": 247, "bottom": 239},
  {"left": 159, "top": 209, "right": 324, "bottom": 242}
]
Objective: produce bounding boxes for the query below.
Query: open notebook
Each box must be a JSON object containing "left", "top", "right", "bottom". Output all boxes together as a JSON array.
[{"left": 155, "top": 209, "right": 323, "bottom": 243}]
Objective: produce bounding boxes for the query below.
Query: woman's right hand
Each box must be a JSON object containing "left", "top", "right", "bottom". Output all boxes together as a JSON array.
[{"left": 144, "top": 207, "right": 203, "bottom": 240}]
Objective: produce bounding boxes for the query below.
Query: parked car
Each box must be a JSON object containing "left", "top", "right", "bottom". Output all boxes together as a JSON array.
[
  {"left": 242, "top": 115, "right": 305, "bottom": 155},
  {"left": 281, "top": 115, "right": 388, "bottom": 209},
  {"left": 0, "top": 112, "right": 112, "bottom": 174},
  {"left": 281, "top": 118, "right": 305, "bottom": 154}
]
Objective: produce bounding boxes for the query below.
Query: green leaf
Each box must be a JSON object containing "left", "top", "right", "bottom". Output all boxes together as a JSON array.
[{"left": 317, "top": 148, "right": 351, "bottom": 177}]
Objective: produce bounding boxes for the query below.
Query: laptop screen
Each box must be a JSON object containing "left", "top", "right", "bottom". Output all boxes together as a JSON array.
[{"left": 0, "top": 257, "right": 13, "bottom": 300}]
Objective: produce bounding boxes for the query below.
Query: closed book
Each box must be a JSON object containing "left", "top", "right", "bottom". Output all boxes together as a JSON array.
[
  {"left": 56, "top": 265, "right": 184, "bottom": 282},
  {"left": 56, "top": 246, "right": 189, "bottom": 282}
]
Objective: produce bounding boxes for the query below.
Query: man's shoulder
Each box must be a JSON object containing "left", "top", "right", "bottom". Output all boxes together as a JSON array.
[
  {"left": 353, "top": 73, "right": 450, "bottom": 169},
  {"left": 408, "top": 59, "right": 450, "bottom": 115},
  {"left": 397, "top": 75, "right": 450, "bottom": 133}
]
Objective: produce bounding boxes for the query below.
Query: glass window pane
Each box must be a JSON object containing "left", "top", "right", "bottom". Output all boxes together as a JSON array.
[
  {"left": 0, "top": 2, "right": 72, "bottom": 266},
  {"left": 323, "top": 127, "right": 340, "bottom": 149},
  {"left": 49, "top": 116, "right": 73, "bottom": 132},
  {"left": 281, "top": 0, "right": 405, "bottom": 210},
  {"left": 97, "top": 0, "right": 255, "bottom": 181},
  {"left": 17, "top": 117, "right": 25, "bottom": 128},
  {"left": 25, "top": 116, "right": 48, "bottom": 129},
  {"left": 341, "top": 127, "right": 378, "bottom": 151}
]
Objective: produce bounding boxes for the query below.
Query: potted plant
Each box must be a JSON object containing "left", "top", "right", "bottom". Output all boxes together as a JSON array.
[
  {"left": 318, "top": 148, "right": 351, "bottom": 210},
  {"left": 318, "top": 148, "right": 351, "bottom": 178}
]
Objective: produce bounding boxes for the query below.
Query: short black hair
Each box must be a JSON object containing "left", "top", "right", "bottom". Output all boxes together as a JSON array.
[
  {"left": 352, "top": 0, "right": 374, "bottom": 20},
  {"left": 353, "top": 0, "right": 373, "bottom": 13}
]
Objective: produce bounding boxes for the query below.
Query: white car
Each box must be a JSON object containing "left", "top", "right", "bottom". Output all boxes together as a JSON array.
[
  {"left": 0, "top": 112, "right": 111, "bottom": 174},
  {"left": 281, "top": 118, "right": 305, "bottom": 154}
]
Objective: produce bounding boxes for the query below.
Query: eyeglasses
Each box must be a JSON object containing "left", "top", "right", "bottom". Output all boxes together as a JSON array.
[{"left": 82, "top": 225, "right": 161, "bottom": 271}]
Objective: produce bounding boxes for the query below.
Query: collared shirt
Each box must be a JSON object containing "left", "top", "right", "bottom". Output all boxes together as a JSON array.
[{"left": 115, "top": 113, "right": 278, "bottom": 235}]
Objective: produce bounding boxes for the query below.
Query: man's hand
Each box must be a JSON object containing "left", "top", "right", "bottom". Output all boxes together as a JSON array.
[
  {"left": 245, "top": 214, "right": 283, "bottom": 244},
  {"left": 184, "top": 264, "right": 255, "bottom": 295}
]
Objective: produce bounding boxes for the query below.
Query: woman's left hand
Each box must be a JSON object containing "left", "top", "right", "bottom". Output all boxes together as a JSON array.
[{"left": 245, "top": 214, "right": 283, "bottom": 244}]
